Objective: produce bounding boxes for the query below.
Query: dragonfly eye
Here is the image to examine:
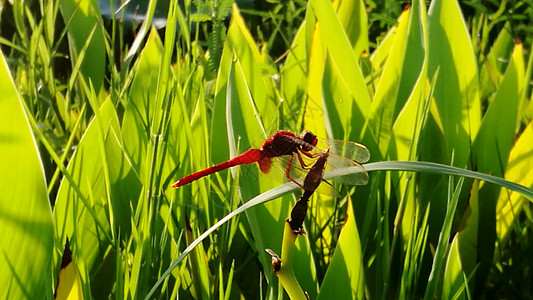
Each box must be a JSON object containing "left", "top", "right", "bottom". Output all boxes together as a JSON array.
[{"left": 301, "top": 131, "right": 318, "bottom": 147}]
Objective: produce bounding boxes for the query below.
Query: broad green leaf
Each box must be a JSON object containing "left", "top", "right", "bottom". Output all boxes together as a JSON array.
[
  {"left": 441, "top": 237, "right": 467, "bottom": 300},
  {"left": 59, "top": 0, "right": 105, "bottom": 93},
  {"left": 389, "top": 0, "right": 428, "bottom": 162},
  {"left": 221, "top": 4, "right": 277, "bottom": 133},
  {"left": 282, "top": 0, "right": 369, "bottom": 130},
  {"left": 303, "top": 24, "right": 327, "bottom": 139},
  {"left": 321, "top": 51, "right": 371, "bottom": 146},
  {"left": 369, "top": 13, "right": 400, "bottom": 73},
  {"left": 456, "top": 180, "right": 479, "bottom": 291},
  {"left": 472, "top": 42, "right": 524, "bottom": 177},
  {"left": 55, "top": 262, "right": 83, "bottom": 300},
  {"left": 387, "top": 0, "right": 428, "bottom": 243},
  {"left": 317, "top": 198, "right": 364, "bottom": 300},
  {"left": 54, "top": 99, "right": 135, "bottom": 297},
  {"left": 123, "top": 28, "right": 164, "bottom": 182},
  {"left": 281, "top": 23, "right": 309, "bottom": 130},
  {"left": 427, "top": 0, "right": 481, "bottom": 167},
  {"left": 230, "top": 59, "right": 319, "bottom": 294},
  {"left": 0, "top": 49, "right": 54, "bottom": 300},
  {"left": 212, "top": 4, "right": 276, "bottom": 167},
  {"left": 369, "top": 8, "right": 411, "bottom": 156},
  {"left": 441, "top": 180, "right": 479, "bottom": 299},
  {"left": 146, "top": 177, "right": 307, "bottom": 299},
  {"left": 310, "top": 0, "right": 371, "bottom": 123},
  {"left": 319, "top": 48, "right": 379, "bottom": 252},
  {"left": 479, "top": 23, "right": 514, "bottom": 100},
  {"left": 486, "top": 23, "right": 514, "bottom": 74},
  {"left": 332, "top": 0, "right": 368, "bottom": 55},
  {"left": 496, "top": 120, "right": 533, "bottom": 243}
]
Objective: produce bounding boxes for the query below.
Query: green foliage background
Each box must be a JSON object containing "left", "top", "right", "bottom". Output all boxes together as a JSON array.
[{"left": 0, "top": 0, "right": 533, "bottom": 299}]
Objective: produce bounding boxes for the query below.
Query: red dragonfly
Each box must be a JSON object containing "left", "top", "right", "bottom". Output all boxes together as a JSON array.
[{"left": 171, "top": 130, "right": 369, "bottom": 189}]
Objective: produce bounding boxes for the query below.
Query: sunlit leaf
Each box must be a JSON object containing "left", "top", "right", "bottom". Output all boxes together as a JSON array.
[
  {"left": 332, "top": 0, "right": 368, "bottom": 55},
  {"left": 317, "top": 198, "right": 364, "bottom": 300},
  {"left": 310, "top": 0, "right": 371, "bottom": 124},
  {"left": 472, "top": 42, "right": 525, "bottom": 177},
  {"left": 0, "top": 49, "right": 54, "bottom": 300},
  {"left": 369, "top": 8, "right": 411, "bottom": 156},
  {"left": 123, "top": 28, "right": 164, "bottom": 181},
  {"left": 496, "top": 120, "right": 533, "bottom": 243},
  {"left": 479, "top": 23, "right": 514, "bottom": 99},
  {"left": 54, "top": 99, "right": 135, "bottom": 297},
  {"left": 427, "top": 0, "right": 481, "bottom": 167},
  {"left": 442, "top": 237, "right": 468, "bottom": 300}
]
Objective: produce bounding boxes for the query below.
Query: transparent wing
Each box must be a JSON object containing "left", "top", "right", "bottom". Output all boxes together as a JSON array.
[
  {"left": 321, "top": 139, "right": 370, "bottom": 164},
  {"left": 324, "top": 154, "right": 368, "bottom": 186}
]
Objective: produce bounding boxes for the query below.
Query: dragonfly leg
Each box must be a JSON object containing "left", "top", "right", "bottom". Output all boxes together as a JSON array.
[
  {"left": 295, "top": 151, "right": 317, "bottom": 169},
  {"left": 285, "top": 155, "right": 304, "bottom": 189}
]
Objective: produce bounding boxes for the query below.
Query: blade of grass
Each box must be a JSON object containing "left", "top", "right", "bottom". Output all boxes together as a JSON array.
[
  {"left": 362, "top": 161, "right": 533, "bottom": 200},
  {"left": 424, "top": 177, "right": 465, "bottom": 299}
]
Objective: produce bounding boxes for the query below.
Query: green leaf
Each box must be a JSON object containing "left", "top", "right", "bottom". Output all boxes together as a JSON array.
[
  {"left": 59, "top": 0, "right": 105, "bottom": 93},
  {"left": 0, "top": 49, "right": 54, "bottom": 300},
  {"left": 317, "top": 199, "right": 364, "bottom": 300},
  {"left": 384, "top": 0, "right": 429, "bottom": 247},
  {"left": 449, "top": 180, "right": 480, "bottom": 298},
  {"left": 425, "top": 177, "right": 464, "bottom": 299},
  {"left": 365, "top": 161, "right": 533, "bottom": 200},
  {"left": 369, "top": 8, "right": 411, "bottom": 156},
  {"left": 496, "top": 120, "right": 533, "bottom": 244},
  {"left": 389, "top": 0, "right": 429, "bottom": 162},
  {"left": 332, "top": 0, "right": 368, "bottom": 55},
  {"left": 123, "top": 28, "right": 164, "bottom": 182},
  {"left": 54, "top": 99, "right": 134, "bottom": 297},
  {"left": 310, "top": 0, "right": 371, "bottom": 123},
  {"left": 479, "top": 23, "right": 514, "bottom": 100},
  {"left": 280, "top": 23, "right": 309, "bottom": 130},
  {"left": 303, "top": 25, "right": 328, "bottom": 139},
  {"left": 472, "top": 42, "right": 525, "bottom": 177},
  {"left": 427, "top": 0, "right": 481, "bottom": 167},
  {"left": 146, "top": 178, "right": 306, "bottom": 299},
  {"left": 441, "top": 236, "right": 468, "bottom": 300}
]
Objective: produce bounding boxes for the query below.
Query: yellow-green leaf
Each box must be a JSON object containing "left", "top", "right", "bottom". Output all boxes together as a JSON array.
[
  {"left": 0, "top": 49, "right": 54, "bottom": 300},
  {"left": 473, "top": 42, "right": 525, "bottom": 177},
  {"left": 496, "top": 120, "right": 533, "bottom": 243},
  {"left": 317, "top": 198, "right": 364, "bottom": 300},
  {"left": 427, "top": 0, "right": 481, "bottom": 167}
]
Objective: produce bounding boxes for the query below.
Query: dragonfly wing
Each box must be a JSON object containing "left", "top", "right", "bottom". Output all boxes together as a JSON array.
[
  {"left": 324, "top": 156, "right": 369, "bottom": 186},
  {"left": 328, "top": 140, "right": 370, "bottom": 164},
  {"left": 314, "top": 179, "right": 342, "bottom": 198},
  {"left": 270, "top": 154, "right": 341, "bottom": 196}
]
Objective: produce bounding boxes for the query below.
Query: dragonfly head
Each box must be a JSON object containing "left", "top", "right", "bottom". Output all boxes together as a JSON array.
[{"left": 300, "top": 131, "right": 318, "bottom": 150}]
